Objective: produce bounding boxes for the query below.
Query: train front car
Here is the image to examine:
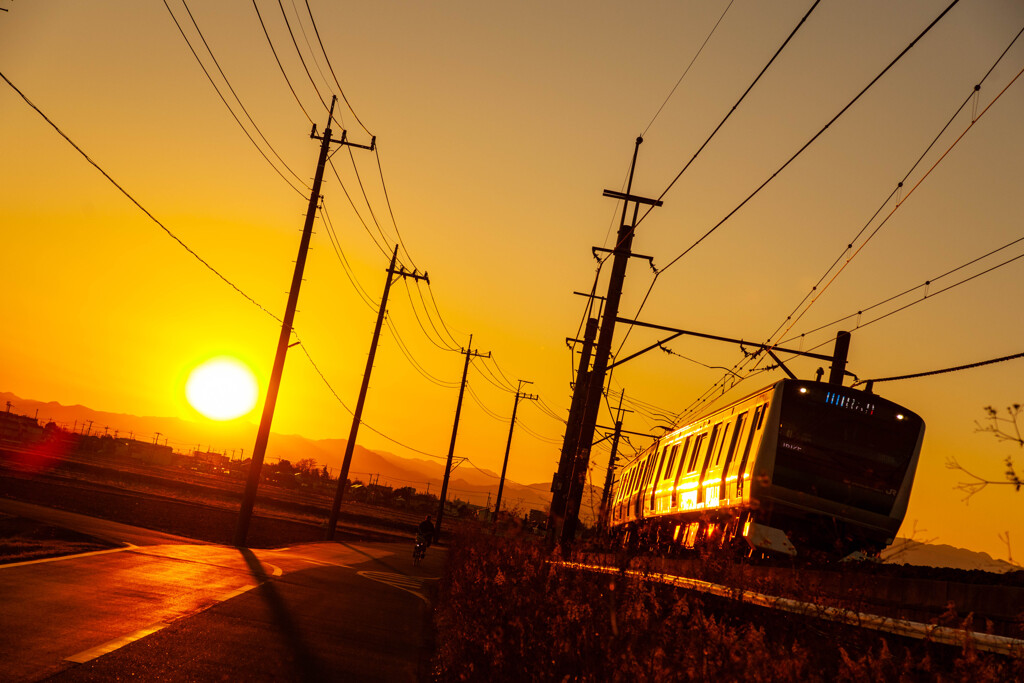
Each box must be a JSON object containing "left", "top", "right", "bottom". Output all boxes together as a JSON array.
[{"left": 751, "top": 379, "right": 925, "bottom": 557}]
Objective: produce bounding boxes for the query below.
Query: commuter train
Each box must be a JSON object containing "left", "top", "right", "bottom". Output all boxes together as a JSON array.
[{"left": 608, "top": 379, "right": 924, "bottom": 557}]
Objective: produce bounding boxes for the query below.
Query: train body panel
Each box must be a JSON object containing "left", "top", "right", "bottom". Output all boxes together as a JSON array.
[{"left": 608, "top": 379, "right": 924, "bottom": 557}]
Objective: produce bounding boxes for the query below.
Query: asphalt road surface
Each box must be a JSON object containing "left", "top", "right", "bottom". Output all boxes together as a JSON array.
[{"left": 0, "top": 499, "right": 444, "bottom": 682}]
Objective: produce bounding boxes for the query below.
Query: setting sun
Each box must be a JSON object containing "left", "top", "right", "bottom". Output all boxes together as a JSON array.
[{"left": 185, "top": 357, "right": 259, "bottom": 421}]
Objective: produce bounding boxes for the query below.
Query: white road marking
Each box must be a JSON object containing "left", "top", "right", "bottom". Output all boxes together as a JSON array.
[
  {"left": 357, "top": 571, "right": 431, "bottom": 604},
  {"left": 65, "top": 623, "right": 166, "bottom": 663},
  {"left": 0, "top": 543, "right": 137, "bottom": 570}
]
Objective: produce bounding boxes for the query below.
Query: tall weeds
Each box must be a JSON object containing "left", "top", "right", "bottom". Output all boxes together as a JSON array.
[{"left": 431, "top": 529, "right": 1022, "bottom": 681}]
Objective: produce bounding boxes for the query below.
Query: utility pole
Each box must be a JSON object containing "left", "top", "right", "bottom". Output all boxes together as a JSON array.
[
  {"left": 561, "top": 136, "right": 662, "bottom": 548},
  {"left": 234, "top": 95, "right": 375, "bottom": 547},
  {"left": 547, "top": 316, "right": 598, "bottom": 547},
  {"left": 325, "top": 245, "right": 428, "bottom": 540},
  {"left": 597, "top": 392, "right": 630, "bottom": 529},
  {"left": 493, "top": 380, "right": 539, "bottom": 521},
  {"left": 434, "top": 335, "right": 490, "bottom": 542}
]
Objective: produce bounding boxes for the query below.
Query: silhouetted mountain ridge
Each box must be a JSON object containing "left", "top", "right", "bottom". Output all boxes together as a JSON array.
[{"left": 0, "top": 391, "right": 554, "bottom": 511}]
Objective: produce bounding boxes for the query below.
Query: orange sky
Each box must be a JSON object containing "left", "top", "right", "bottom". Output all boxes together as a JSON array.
[{"left": 2, "top": 1, "right": 1023, "bottom": 560}]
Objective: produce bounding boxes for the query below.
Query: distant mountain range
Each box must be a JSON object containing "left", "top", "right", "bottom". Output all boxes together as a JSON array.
[{"left": 0, "top": 391, "right": 559, "bottom": 514}]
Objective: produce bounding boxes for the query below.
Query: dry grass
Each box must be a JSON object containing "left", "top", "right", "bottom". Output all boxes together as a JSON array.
[
  {"left": 430, "top": 529, "right": 1023, "bottom": 681},
  {"left": 0, "top": 513, "right": 116, "bottom": 564}
]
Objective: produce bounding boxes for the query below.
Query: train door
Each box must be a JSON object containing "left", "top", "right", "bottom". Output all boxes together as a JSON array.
[
  {"left": 696, "top": 423, "right": 721, "bottom": 505},
  {"left": 719, "top": 411, "right": 748, "bottom": 502},
  {"left": 736, "top": 403, "right": 767, "bottom": 498},
  {"left": 670, "top": 435, "right": 692, "bottom": 508}
]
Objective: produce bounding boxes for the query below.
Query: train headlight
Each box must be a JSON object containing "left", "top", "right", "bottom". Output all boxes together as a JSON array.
[
  {"left": 799, "top": 387, "right": 807, "bottom": 394},
  {"left": 896, "top": 414, "right": 905, "bottom": 421}
]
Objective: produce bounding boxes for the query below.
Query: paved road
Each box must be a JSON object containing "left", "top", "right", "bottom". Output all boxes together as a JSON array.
[{"left": 0, "top": 500, "right": 445, "bottom": 682}]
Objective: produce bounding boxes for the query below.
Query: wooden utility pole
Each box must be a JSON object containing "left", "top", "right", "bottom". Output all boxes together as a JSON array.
[
  {"left": 493, "top": 380, "right": 539, "bottom": 521},
  {"left": 325, "top": 245, "right": 428, "bottom": 540},
  {"left": 434, "top": 336, "right": 490, "bottom": 542},
  {"left": 597, "top": 392, "right": 630, "bottom": 529},
  {"left": 560, "top": 136, "right": 662, "bottom": 548},
  {"left": 546, "top": 316, "right": 598, "bottom": 547},
  {"left": 234, "top": 96, "right": 375, "bottom": 547}
]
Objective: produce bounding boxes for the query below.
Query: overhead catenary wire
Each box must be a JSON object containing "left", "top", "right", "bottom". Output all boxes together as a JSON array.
[
  {"left": 641, "top": 0, "right": 737, "bottom": 137},
  {"left": 853, "top": 351, "right": 1024, "bottom": 387},
  {"left": 1, "top": 70, "right": 282, "bottom": 324},
  {"left": 619, "top": 0, "right": 969, "bottom": 417}
]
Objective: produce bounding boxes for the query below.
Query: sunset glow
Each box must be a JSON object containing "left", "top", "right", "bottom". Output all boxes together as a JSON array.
[{"left": 185, "top": 358, "right": 259, "bottom": 421}]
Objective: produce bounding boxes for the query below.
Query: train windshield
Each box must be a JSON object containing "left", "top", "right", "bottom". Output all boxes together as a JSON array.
[{"left": 772, "top": 383, "right": 923, "bottom": 515}]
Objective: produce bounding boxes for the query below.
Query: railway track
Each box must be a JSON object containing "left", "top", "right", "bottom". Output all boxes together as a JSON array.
[{"left": 561, "top": 554, "right": 1024, "bottom": 657}]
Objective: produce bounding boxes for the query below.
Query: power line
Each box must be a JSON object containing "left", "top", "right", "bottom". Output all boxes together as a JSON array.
[
  {"left": 649, "top": 0, "right": 960, "bottom": 252},
  {"left": 402, "top": 279, "right": 460, "bottom": 352},
  {"left": 294, "top": 335, "right": 448, "bottom": 461},
  {"left": 301, "top": 0, "right": 371, "bottom": 135},
  {"left": 642, "top": 0, "right": 737, "bottom": 136},
  {"left": 1, "top": 70, "right": 281, "bottom": 323},
  {"left": 374, "top": 145, "right": 418, "bottom": 271},
  {"left": 252, "top": 0, "right": 315, "bottom": 124},
  {"left": 274, "top": 0, "right": 330, "bottom": 113},
  {"left": 327, "top": 159, "right": 392, "bottom": 260},
  {"left": 854, "top": 351, "right": 1024, "bottom": 388},
  {"left": 417, "top": 281, "right": 463, "bottom": 349},
  {"left": 164, "top": 0, "right": 309, "bottom": 196},
  {"left": 318, "top": 202, "right": 379, "bottom": 311},
  {"left": 384, "top": 318, "right": 460, "bottom": 388}
]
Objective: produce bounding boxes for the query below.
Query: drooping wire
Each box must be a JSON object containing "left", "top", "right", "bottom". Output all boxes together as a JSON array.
[
  {"left": 466, "top": 384, "right": 509, "bottom": 422},
  {"left": 302, "top": 0, "right": 371, "bottom": 135},
  {"left": 641, "top": 0, "right": 737, "bottom": 137},
  {"left": 293, "top": 334, "right": 448, "bottom": 460},
  {"left": 327, "top": 160, "right": 392, "bottom": 259},
  {"left": 275, "top": 0, "right": 330, "bottom": 114},
  {"left": 646, "top": 0, "right": 961, "bottom": 261},
  {"left": 769, "top": 52, "right": 1024, "bottom": 347},
  {"left": 164, "top": 0, "right": 308, "bottom": 197},
  {"left": 252, "top": 0, "right": 314, "bottom": 124},
  {"left": 402, "top": 279, "right": 460, "bottom": 352},
  {"left": 417, "top": 281, "right": 463, "bottom": 350},
  {"left": 385, "top": 318, "right": 460, "bottom": 388},
  {"left": 614, "top": 0, "right": 963, "bottom": 372},
  {"left": 375, "top": 145, "right": 418, "bottom": 271},
  {"left": 470, "top": 359, "right": 518, "bottom": 394},
  {"left": 1, "top": 70, "right": 282, "bottom": 324},
  {"left": 318, "top": 201, "right": 379, "bottom": 311},
  {"left": 288, "top": 0, "right": 336, "bottom": 103}
]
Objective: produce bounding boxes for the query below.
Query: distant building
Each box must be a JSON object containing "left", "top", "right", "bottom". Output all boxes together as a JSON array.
[{"left": 0, "top": 409, "right": 44, "bottom": 446}]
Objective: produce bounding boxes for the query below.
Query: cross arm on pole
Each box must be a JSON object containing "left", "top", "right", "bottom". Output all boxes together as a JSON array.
[{"left": 613, "top": 317, "right": 836, "bottom": 364}]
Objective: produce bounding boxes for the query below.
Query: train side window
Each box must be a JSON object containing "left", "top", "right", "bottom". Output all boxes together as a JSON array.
[
  {"left": 688, "top": 433, "right": 706, "bottom": 471},
  {"left": 756, "top": 402, "right": 766, "bottom": 430},
  {"left": 714, "top": 422, "right": 731, "bottom": 466},
  {"left": 676, "top": 437, "right": 691, "bottom": 477},
  {"left": 723, "top": 412, "right": 745, "bottom": 464},
  {"left": 664, "top": 444, "right": 678, "bottom": 480}
]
